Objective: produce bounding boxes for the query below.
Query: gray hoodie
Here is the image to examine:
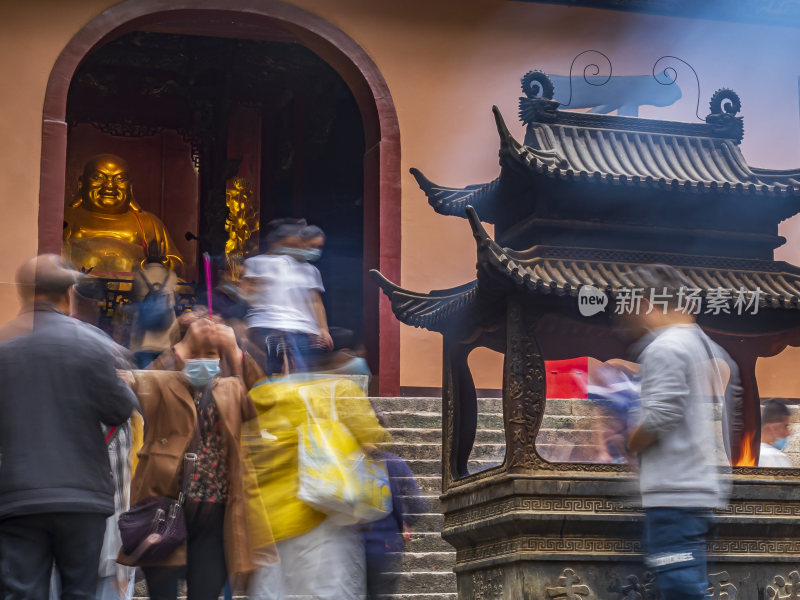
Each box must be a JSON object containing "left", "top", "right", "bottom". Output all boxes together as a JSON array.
[{"left": 636, "top": 324, "right": 732, "bottom": 509}]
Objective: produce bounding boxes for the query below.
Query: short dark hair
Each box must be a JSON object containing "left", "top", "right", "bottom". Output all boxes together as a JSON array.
[
  {"left": 263, "top": 223, "right": 302, "bottom": 249},
  {"left": 145, "top": 240, "right": 167, "bottom": 264},
  {"left": 762, "top": 399, "right": 791, "bottom": 425},
  {"left": 299, "top": 225, "right": 325, "bottom": 241}
]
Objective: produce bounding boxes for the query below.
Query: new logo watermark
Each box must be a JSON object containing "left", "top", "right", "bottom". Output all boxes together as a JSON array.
[
  {"left": 578, "top": 285, "right": 608, "bottom": 317},
  {"left": 577, "top": 285, "right": 762, "bottom": 317}
]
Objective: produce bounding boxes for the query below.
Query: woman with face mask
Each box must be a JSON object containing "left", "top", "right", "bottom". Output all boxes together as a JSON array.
[
  {"left": 241, "top": 222, "right": 333, "bottom": 376},
  {"left": 118, "top": 319, "right": 277, "bottom": 600}
]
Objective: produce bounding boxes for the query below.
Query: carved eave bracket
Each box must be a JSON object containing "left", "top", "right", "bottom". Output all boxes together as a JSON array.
[{"left": 410, "top": 167, "right": 500, "bottom": 223}]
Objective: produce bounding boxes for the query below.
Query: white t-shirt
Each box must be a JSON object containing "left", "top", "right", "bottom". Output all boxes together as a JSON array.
[
  {"left": 759, "top": 442, "right": 792, "bottom": 468},
  {"left": 244, "top": 255, "right": 324, "bottom": 335}
]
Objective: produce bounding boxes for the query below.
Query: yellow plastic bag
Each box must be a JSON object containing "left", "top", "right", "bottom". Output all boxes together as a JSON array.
[{"left": 296, "top": 382, "right": 392, "bottom": 525}]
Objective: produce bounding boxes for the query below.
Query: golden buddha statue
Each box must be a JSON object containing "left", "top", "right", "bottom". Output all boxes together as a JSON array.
[{"left": 63, "top": 154, "right": 185, "bottom": 278}]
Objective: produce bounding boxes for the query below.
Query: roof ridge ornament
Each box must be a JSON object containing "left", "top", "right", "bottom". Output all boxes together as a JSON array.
[
  {"left": 706, "top": 88, "right": 744, "bottom": 143},
  {"left": 519, "top": 71, "right": 560, "bottom": 123}
]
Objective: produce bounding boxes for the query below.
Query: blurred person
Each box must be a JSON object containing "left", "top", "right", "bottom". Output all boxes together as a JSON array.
[
  {"left": 247, "top": 377, "right": 390, "bottom": 600},
  {"left": 117, "top": 318, "right": 276, "bottom": 600},
  {"left": 129, "top": 240, "right": 179, "bottom": 369},
  {"left": 585, "top": 360, "right": 640, "bottom": 463},
  {"left": 297, "top": 224, "right": 334, "bottom": 355},
  {"left": 57, "top": 281, "right": 139, "bottom": 600},
  {"left": 362, "top": 444, "right": 424, "bottom": 599},
  {"left": 622, "top": 264, "right": 736, "bottom": 600},
  {"left": 196, "top": 255, "right": 249, "bottom": 323},
  {"left": 0, "top": 255, "right": 137, "bottom": 600},
  {"left": 759, "top": 399, "right": 792, "bottom": 467},
  {"left": 242, "top": 223, "right": 331, "bottom": 376}
]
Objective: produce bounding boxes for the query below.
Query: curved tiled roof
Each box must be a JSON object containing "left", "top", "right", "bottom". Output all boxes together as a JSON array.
[
  {"left": 372, "top": 208, "right": 800, "bottom": 333},
  {"left": 525, "top": 122, "right": 800, "bottom": 195},
  {"left": 414, "top": 107, "right": 800, "bottom": 224},
  {"left": 467, "top": 208, "right": 800, "bottom": 310}
]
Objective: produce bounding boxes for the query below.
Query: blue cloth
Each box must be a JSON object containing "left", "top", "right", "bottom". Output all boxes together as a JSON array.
[
  {"left": 363, "top": 452, "right": 423, "bottom": 555},
  {"left": 644, "top": 507, "right": 713, "bottom": 600}
]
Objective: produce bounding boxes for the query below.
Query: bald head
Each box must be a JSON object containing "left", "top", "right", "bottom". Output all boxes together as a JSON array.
[{"left": 16, "top": 254, "right": 80, "bottom": 305}]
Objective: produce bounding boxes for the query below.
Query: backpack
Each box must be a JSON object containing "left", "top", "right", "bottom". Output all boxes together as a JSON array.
[{"left": 138, "top": 269, "right": 174, "bottom": 331}]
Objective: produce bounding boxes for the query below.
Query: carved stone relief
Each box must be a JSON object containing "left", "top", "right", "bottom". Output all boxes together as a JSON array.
[
  {"left": 472, "top": 568, "right": 503, "bottom": 600},
  {"left": 546, "top": 568, "right": 592, "bottom": 599},
  {"left": 504, "top": 298, "right": 546, "bottom": 471},
  {"left": 766, "top": 570, "right": 800, "bottom": 600},
  {"left": 707, "top": 571, "right": 738, "bottom": 600}
]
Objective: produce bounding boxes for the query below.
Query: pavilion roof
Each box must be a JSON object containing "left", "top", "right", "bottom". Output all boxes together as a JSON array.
[
  {"left": 411, "top": 75, "right": 800, "bottom": 225},
  {"left": 372, "top": 208, "right": 800, "bottom": 333}
]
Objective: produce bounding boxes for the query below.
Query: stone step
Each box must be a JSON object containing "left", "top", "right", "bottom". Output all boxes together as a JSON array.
[
  {"left": 389, "top": 571, "right": 458, "bottom": 594},
  {"left": 387, "top": 442, "right": 506, "bottom": 461},
  {"left": 375, "top": 595, "right": 457, "bottom": 600},
  {"left": 393, "top": 475, "right": 441, "bottom": 494},
  {"left": 390, "top": 551, "right": 456, "bottom": 572},
  {"left": 398, "top": 493, "right": 441, "bottom": 513},
  {"left": 404, "top": 512, "right": 444, "bottom": 531},
  {"left": 371, "top": 396, "right": 502, "bottom": 414},
  {"left": 403, "top": 458, "right": 503, "bottom": 475},
  {"left": 381, "top": 411, "right": 503, "bottom": 429},
  {"left": 404, "top": 531, "right": 454, "bottom": 553},
  {"left": 387, "top": 427, "right": 506, "bottom": 444}
]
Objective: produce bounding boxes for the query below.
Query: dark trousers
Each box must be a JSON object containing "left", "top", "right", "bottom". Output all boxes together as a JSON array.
[
  {"left": 248, "top": 328, "right": 317, "bottom": 376},
  {"left": 0, "top": 512, "right": 106, "bottom": 600},
  {"left": 366, "top": 551, "right": 401, "bottom": 599},
  {"left": 143, "top": 502, "right": 227, "bottom": 600},
  {"left": 644, "top": 507, "right": 713, "bottom": 600}
]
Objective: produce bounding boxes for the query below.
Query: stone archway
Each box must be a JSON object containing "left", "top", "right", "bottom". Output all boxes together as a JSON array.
[{"left": 38, "top": 0, "right": 401, "bottom": 395}]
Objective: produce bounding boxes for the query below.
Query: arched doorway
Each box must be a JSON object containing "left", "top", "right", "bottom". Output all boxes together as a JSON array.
[{"left": 38, "top": 0, "right": 401, "bottom": 395}]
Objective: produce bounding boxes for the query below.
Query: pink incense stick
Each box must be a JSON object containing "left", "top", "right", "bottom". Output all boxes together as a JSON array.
[{"left": 203, "top": 252, "right": 213, "bottom": 317}]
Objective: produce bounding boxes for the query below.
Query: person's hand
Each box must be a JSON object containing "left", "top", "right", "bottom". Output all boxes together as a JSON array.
[
  {"left": 214, "top": 323, "right": 243, "bottom": 378},
  {"left": 174, "top": 318, "right": 215, "bottom": 360},
  {"left": 117, "top": 370, "right": 135, "bottom": 387},
  {"left": 318, "top": 328, "right": 333, "bottom": 351},
  {"left": 214, "top": 323, "right": 240, "bottom": 357}
]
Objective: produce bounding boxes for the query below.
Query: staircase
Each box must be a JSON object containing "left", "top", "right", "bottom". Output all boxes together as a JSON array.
[{"left": 373, "top": 395, "right": 506, "bottom": 600}]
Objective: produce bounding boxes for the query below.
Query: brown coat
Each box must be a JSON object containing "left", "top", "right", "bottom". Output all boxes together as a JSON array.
[{"left": 118, "top": 370, "right": 277, "bottom": 574}]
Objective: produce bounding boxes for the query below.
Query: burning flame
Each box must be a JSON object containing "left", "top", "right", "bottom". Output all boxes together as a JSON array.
[{"left": 735, "top": 433, "right": 756, "bottom": 467}]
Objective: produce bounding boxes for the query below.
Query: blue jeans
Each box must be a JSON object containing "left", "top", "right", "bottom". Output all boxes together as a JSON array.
[{"left": 644, "top": 507, "right": 713, "bottom": 600}]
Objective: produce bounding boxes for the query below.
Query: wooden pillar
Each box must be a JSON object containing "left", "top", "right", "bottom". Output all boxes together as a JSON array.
[{"left": 226, "top": 104, "right": 262, "bottom": 206}]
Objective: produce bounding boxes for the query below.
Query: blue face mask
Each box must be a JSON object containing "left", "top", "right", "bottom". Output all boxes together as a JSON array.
[
  {"left": 183, "top": 358, "right": 220, "bottom": 389},
  {"left": 275, "top": 247, "right": 321, "bottom": 262},
  {"left": 304, "top": 248, "right": 322, "bottom": 263},
  {"left": 773, "top": 437, "right": 788, "bottom": 451}
]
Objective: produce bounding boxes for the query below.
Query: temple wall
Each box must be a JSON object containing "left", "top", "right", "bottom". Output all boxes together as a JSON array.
[{"left": 3, "top": 0, "right": 800, "bottom": 394}]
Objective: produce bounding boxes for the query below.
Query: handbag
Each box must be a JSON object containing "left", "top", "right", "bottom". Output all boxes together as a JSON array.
[
  {"left": 296, "top": 381, "right": 392, "bottom": 525},
  {"left": 118, "top": 452, "right": 196, "bottom": 562}
]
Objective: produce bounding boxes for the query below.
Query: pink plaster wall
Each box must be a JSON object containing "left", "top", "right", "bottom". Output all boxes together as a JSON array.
[{"left": 3, "top": 0, "right": 800, "bottom": 394}]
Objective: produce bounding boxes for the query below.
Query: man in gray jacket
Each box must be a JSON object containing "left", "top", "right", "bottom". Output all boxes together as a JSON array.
[
  {"left": 624, "top": 265, "right": 736, "bottom": 600},
  {"left": 0, "top": 255, "right": 137, "bottom": 600}
]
